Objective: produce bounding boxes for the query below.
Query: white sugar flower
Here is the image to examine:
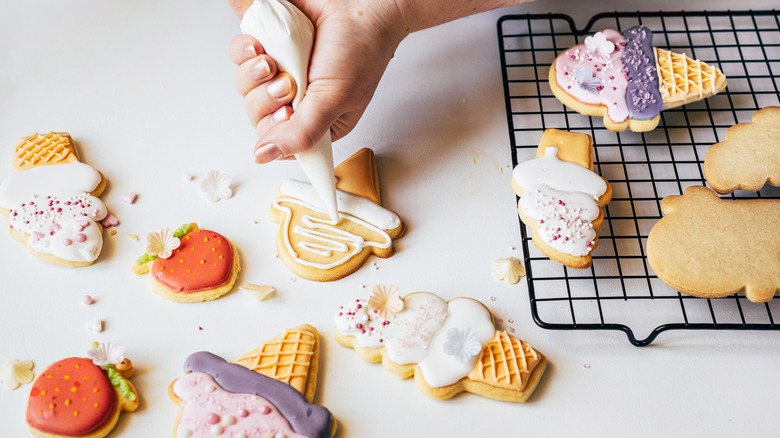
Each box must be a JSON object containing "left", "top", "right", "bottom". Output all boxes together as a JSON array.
[
  {"left": 200, "top": 170, "right": 233, "bottom": 202},
  {"left": 0, "top": 359, "right": 35, "bottom": 390},
  {"left": 584, "top": 31, "right": 615, "bottom": 59},
  {"left": 88, "top": 342, "right": 126, "bottom": 367},
  {"left": 573, "top": 68, "right": 602, "bottom": 95},
  {"left": 367, "top": 285, "right": 404, "bottom": 319},
  {"left": 491, "top": 257, "right": 525, "bottom": 284},
  {"left": 442, "top": 327, "right": 482, "bottom": 363},
  {"left": 146, "top": 228, "right": 180, "bottom": 259}
]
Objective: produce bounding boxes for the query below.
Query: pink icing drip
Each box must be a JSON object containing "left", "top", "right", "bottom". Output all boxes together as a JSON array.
[{"left": 555, "top": 29, "right": 630, "bottom": 123}]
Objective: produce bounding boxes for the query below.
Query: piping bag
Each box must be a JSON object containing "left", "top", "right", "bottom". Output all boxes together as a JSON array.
[{"left": 241, "top": 0, "right": 340, "bottom": 222}]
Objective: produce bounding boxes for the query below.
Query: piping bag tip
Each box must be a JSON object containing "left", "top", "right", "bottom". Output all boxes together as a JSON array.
[{"left": 295, "top": 133, "right": 339, "bottom": 224}]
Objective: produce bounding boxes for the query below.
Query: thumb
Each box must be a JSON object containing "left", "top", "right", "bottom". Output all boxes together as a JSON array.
[
  {"left": 227, "top": 0, "right": 253, "bottom": 18},
  {"left": 254, "top": 89, "right": 337, "bottom": 163}
]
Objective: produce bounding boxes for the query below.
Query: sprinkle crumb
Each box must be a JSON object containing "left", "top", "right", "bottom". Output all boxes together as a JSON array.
[
  {"left": 198, "top": 326, "right": 203, "bottom": 331},
  {"left": 128, "top": 234, "right": 139, "bottom": 241},
  {"left": 584, "top": 363, "right": 591, "bottom": 369},
  {"left": 183, "top": 172, "right": 194, "bottom": 181},
  {"left": 82, "top": 295, "right": 94, "bottom": 305},
  {"left": 490, "top": 296, "right": 496, "bottom": 302}
]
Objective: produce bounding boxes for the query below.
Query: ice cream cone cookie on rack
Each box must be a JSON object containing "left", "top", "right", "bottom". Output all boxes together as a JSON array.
[
  {"left": 549, "top": 25, "right": 727, "bottom": 132},
  {"left": 26, "top": 342, "right": 138, "bottom": 438},
  {"left": 334, "top": 286, "right": 547, "bottom": 403},
  {"left": 132, "top": 223, "right": 240, "bottom": 303},
  {"left": 169, "top": 325, "right": 336, "bottom": 437},
  {"left": 270, "top": 148, "right": 405, "bottom": 282},
  {"left": 511, "top": 129, "right": 613, "bottom": 269},
  {"left": 0, "top": 133, "right": 110, "bottom": 266}
]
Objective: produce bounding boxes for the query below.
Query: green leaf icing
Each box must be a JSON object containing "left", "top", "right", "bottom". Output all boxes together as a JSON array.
[
  {"left": 105, "top": 366, "right": 136, "bottom": 401},
  {"left": 135, "top": 252, "right": 157, "bottom": 265},
  {"left": 173, "top": 223, "right": 192, "bottom": 239}
]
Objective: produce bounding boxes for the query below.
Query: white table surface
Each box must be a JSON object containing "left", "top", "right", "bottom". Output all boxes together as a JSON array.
[{"left": 1, "top": 1, "right": 778, "bottom": 436}]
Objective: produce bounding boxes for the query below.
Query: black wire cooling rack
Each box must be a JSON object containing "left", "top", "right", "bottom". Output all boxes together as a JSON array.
[{"left": 498, "top": 10, "right": 780, "bottom": 346}]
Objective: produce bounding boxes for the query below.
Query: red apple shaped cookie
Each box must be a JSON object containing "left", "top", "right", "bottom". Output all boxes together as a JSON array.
[
  {"left": 26, "top": 343, "right": 138, "bottom": 438},
  {"left": 132, "top": 223, "right": 240, "bottom": 302}
]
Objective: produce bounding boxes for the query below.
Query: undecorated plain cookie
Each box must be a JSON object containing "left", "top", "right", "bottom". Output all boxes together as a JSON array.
[
  {"left": 704, "top": 106, "right": 780, "bottom": 194},
  {"left": 334, "top": 285, "right": 547, "bottom": 403},
  {"left": 647, "top": 186, "right": 780, "bottom": 302},
  {"left": 550, "top": 25, "right": 727, "bottom": 132}
]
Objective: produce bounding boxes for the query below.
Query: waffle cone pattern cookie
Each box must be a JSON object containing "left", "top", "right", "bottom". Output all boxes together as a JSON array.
[
  {"left": 132, "top": 223, "right": 240, "bottom": 302},
  {"left": 704, "top": 107, "right": 780, "bottom": 194},
  {"left": 334, "top": 285, "right": 547, "bottom": 403},
  {"left": 26, "top": 342, "right": 138, "bottom": 438},
  {"left": 169, "top": 325, "right": 336, "bottom": 438},
  {"left": 511, "top": 129, "right": 613, "bottom": 269},
  {"left": 0, "top": 132, "right": 110, "bottom": 266},
  {"left": 549, "top": 25, "right": 727, "bottom": 132},
  {"left": 647, "top": 186, "right": 780, "bottom": 303},
  {"left": 270, "top": 148, "right": 405, "bottom": 282}
]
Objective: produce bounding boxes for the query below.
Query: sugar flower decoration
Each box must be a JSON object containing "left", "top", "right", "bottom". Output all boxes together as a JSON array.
[
  {"left": 88, "top": 342, "right": 126, "bottom": 367},
  {"left": 146, "top": 228, "right": 180, "bottom": 259},
  {"left": 367, "top": 284, "right": 404, "bottom": 319},
  {"left": 573, "top": 68, "right": 602, "bottom": 95},
  {"left": 442, "top": 327, "right": 482, "bottom": 363},
  {"left": 0, "top": 359, "right": 34, "bottom": 390},
  {"left": 584, "top": 31, "right": 615, "bottom": 59},
  {"left": 200, "top": 169, "right": 233, "bottom": 202},
  {"left": 491, "top": 257, "right": 525, "bottom": 284}
]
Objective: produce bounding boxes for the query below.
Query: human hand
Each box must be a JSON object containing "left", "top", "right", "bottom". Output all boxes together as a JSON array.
[{"left": 228, "top": 0, "right": 406, "bottom": 163}]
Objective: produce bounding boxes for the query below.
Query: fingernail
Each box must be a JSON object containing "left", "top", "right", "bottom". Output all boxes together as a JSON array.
[
  {"left": 249, "top": 58, "right": 270, "bottom": 80},
  {"left": 241, "top": 42, "right": 257, "bottom": 58},
  {"left": 267, "top": 76, "right": 291, "bottom": 98},
  {"left": 255, "top": 143, "right": 283, "bottom": 163},
  {"left": 269, "top": 107, "right": 289, "bottom": 126}
]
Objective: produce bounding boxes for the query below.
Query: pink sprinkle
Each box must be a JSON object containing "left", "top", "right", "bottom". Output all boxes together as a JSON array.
[
  {"left": 239, "top": 408, "right": 251, "bottom": 417},
  {"left": 101, "top": 214, "right": 119, "bottom": 228},
  {"left": 62, "top": 238, "right": 73, "bottom": 246},
  {"left": 355, "top": 304, "right": 362, "bottom": 309},
  {"left": 206, "top": 413, "right": 220, "bottom": 425},
  {"left": 75, "top": 233, "right": 87, "bottom": 243},
  {"left": 586, "top": 241, "right": 592, "bottom": 247},
  {"left": 120, "top": 192, "right": 138, "bottom": 204},
  {"left": 82, "top": 295, "right": 94, "bottom": 305}
]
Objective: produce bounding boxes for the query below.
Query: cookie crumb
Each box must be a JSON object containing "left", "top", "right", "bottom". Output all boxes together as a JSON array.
[
  {"left": 183, "top": 172, "right": 194, "bottom": 181},
  {"left": 128, "top": 234, "right": 139, "bottom": 241},
  {"left": 86, "top": 318, "right": 103, "bottom": 333},
  {"left": 108, "top": 229, "right": 117, "bottom": 236},
  {"left": 239, "top": 284, "right": 276, "bottom": 301}
]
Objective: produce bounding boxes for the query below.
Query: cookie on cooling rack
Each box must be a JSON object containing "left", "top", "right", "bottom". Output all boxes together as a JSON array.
[
  {"left": 647, "top": 185, "right": 780, "bottom": 303},
  {"left": 511, "top": 129, "right": 613, "bottom": 269},
  {"left": 549, "top": 25, "right": 727, "bottom": 132}
]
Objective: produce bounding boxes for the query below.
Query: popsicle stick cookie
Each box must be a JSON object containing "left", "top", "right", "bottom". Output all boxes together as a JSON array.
[
  {"left": 511, "top": 129, "right": 613, "bottom": 269},
  {"left": 0, "top": 133, "right": 110, "bottom": 266},
  {"left": 270, "top": 148, "right": 405, "bottom": 282},
  {"left": 169, "top": 325, "right": 336, "bottom": 437},
  {"left": 132, "top": 223, "right": 241, "bottom": 302},
  {"left": 334, "top": 285, "right": 547, "bottom": 403},
  {"left": 550, "top": 25, "right": 727, "bottom": 132},
  {"left": 704, "top": 106, "right": 780, "bottom": 194},
  {"left": 647, "top": 186, "right": 780, "bottom": 303},
  {"left": 26, "top": 342, "right": 138, "bottom": 438}
]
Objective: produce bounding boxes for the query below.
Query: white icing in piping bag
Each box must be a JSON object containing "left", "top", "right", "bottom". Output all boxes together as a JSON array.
[{"left": 241, "top": 0, "right": 339, "bottom": 222}]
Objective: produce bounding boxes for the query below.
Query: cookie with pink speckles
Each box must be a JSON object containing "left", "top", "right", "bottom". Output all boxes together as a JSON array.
[
  {"left": 550, "top": 26, "right": 726, "bottom": 132},
  {"left": 0, "top": 132, "right": 110, "bottom": 267}
]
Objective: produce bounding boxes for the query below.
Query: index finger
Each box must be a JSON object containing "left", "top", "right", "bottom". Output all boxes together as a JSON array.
[{"left": 228, "top": 34, "right": 265, "bottom": 65}]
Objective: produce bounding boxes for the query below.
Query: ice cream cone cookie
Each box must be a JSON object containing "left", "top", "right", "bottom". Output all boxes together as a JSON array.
[
  {"left": 511, "top": 129, "right": 613, "bottom": 269},
  {"left": 270, "top": 148, "right": 405, "bottom": 282},
  {"left": 26, "top": 342, "right": 139, "bottom": 438},
  {"left": 169, "top": 326, "right": 336, "bottom": 437},
  {"left": 0, "top": 132, "right": 110, "bottom": 266},
  {"left": 550, "top": 26, "right": 727, "bottom": 132},
  {"left": 132, "top": 223, "right": 241, "bottom": 303},
  {"left": 334, "top": 285, "right": 547, "bottom": 403}
]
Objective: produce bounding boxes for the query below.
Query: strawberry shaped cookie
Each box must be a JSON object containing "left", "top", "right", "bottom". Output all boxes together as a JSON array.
[
  {"left": 26, "top": 343, "right": 138, "bottom": 438},
  {"left": 132, "top": 223, "right": 240, "bottom": 303}
]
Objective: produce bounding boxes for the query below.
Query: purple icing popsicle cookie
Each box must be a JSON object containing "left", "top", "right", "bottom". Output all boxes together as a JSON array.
[{"left": 549, "top": 25, "right": 727, "bottom": 132}]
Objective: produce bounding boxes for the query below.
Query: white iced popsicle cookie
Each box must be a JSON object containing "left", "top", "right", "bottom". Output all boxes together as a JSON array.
[{"left": 241, "top": 0, "right": 339, "bottom": 222}]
